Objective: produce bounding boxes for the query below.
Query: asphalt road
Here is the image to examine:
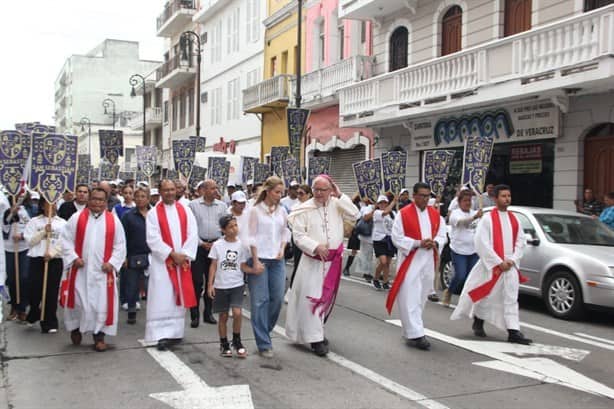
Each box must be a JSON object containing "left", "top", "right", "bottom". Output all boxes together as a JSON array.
[{"left": 1, "top": 260, "right": 613, "bottom": 409}]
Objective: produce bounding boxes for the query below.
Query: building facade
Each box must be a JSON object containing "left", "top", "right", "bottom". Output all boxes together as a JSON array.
[
  {"left": 54, "top": 39, "right": 161, "bottom": 168},
  {"left": 338, "top": 0, "right": 614, "bottom": 210}
]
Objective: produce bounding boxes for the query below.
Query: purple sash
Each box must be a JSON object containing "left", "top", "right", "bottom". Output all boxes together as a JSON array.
[{"left": 303, "top": 244, "right": 344, "bottom": 320}]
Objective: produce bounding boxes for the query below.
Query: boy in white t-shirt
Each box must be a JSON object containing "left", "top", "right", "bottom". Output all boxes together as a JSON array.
[{"left": 208, "top": 215, "right": 263, "bottom": 358}]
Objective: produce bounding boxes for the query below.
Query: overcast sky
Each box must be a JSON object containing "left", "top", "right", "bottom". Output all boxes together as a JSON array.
[{"left": 0, "top": 0, "right": 165, "bottom": 130}]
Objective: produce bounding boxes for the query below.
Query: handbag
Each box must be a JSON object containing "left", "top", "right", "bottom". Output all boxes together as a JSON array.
[
  {"left": 127, "top": 254, "right": 149, "bottom": 270},
  {"left": 355, "top": 217, "right": 373, "bottom": 237}
]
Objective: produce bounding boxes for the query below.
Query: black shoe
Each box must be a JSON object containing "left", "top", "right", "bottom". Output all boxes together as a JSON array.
[
  {"left": 382, "top": 282, "right": 390, "bottom": 291},
  {"left": 372, "top": 279, "right": 382, "bottom": 290},
  {"left": 157, "top": 339, "right": 170, "bottom": 351},
  {"left": 310, "top": 341, "right": 329, "bottom": 357},
  {"left": 427, "top": 293, "right": 440, "bottom": 302},
  {"left": 363, "top": 273, "right": 373, "bottom": 282},
  {"left": 407, "top": 336, "right": 431, "bottom": 350},
  {"left": 127, "top": 312, "right": 137, "bottom": 325},
  {"left": 220, "top": 341, "right": 232, "bottom": 357},
  {"left": 203, "top": 314, "right": 217, "bottom": 324},
  {"left": 508, "top": 329, "right": 532, "bottom": 345},
  {"left": 342, "top": 268, "right": 350, "bottom": 277},
  {"left": 472, "top": 317, "right": 487, "bottom": 337}
]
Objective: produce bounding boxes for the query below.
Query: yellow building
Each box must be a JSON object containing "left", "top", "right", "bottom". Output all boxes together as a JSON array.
[{"left": 242, "top": 0, "right": 305, "bottom": 161}]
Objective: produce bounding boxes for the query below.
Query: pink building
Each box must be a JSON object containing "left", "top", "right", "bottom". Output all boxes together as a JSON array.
[{"left": 299, "top": 0, "right": 376, "bottom": 194}]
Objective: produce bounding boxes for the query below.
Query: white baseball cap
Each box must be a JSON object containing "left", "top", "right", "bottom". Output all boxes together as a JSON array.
[
  {"left": 377, "top": 195, "right": 389, "bottom": 203},
  {"left": 150, "top": 188, "right": 159, "bottom": 195},
  {"left": 231, "top": 191, "right": 247, "bottom": 203},
  {"left": 246, "top": 179, "right": 254, "bottom": 185},
  {"left": 30, "top": 191, "right": 40, "bottom": 200},
  {"left": 400, "top": 188, "right": 409, "bottom": 195},
  {"left": 290, "top": 180, "right": 299, "bottom": 187}
]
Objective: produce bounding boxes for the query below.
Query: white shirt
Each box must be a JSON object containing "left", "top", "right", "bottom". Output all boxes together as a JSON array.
[
  {"left": 372, "top": 209, "right": 394, "bottom": 242},
  {"left": 209, "top": 238, "right": 250, "bottom": 289},
  {"left": 448, "top": 196, "right": 479, "bottom": 213},
  {"left": 481, "top": 193, "right": 496, "bottom": 208},
  {"left": 358, "top": 205, "right": 374, "bottom": 243},
  {"left": 3, "top": 205, "right": 31, "bottom": 252},
  {"left": 449, "top": 208, "right": 478, "bottom": 255},
  {"left": 248, "top": 202, "right": 290, "bottom": 259},
  {"left": 23, "top": 215, "right": 67, "bottom": 258},
  {"left": 281, "top": 196, "right": 299, "bottom": 213}
]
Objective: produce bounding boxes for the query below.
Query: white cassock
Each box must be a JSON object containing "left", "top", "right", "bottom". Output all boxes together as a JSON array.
[
  {"left": 62, "top": 210, "right": 126, "bottom": 336},
  {"left": 391, "top": 207, "right": 446, "bottom": 339},
  {"left": 451, "top": 211, "right": 525, "bottom": 330},
  {"left": 285, "top": 195, "right": 359, "bottom": 344},
  {"left": 145, "top": 202, "right": 198, "bottom": 343}
]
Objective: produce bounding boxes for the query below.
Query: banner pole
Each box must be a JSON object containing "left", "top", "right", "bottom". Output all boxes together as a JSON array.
[
  {"left": 40, "top": 205, "right": 52, "bottom": 322},
  {"left": 13, "top": 223, "right": 20, "bottom": 305}
]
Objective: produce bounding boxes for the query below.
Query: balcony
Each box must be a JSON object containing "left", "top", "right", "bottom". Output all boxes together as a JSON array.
[
  {"left": 340, "top": 4, "right": 614, "bottom": 127},
  {"left": 292, "top": 56, "right": 374, "bottom": 109},
  {"left": 132, "top": 79, "right": 157, "bottom": 96},
  {"left": 338, "top": 0, "right": 417, "bottom": 21},
  {"left": 128, "top": 107, "right": 164, "bottom": 131},
  {"left": 155, "top": 54, "right": 197, "bottom": 89},
  {"left": 193, "top": 0, "right": 224, "bottom": 24},
  {"left": 243, "top": 74, "right": 295, "bottom": 113},
  {"left": 157, "top": 0, "right": 197, "bottom": 38}
]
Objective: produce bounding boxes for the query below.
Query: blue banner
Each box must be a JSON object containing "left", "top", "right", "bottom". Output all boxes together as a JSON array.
[
  {"left": 135, "top": 169, "right": 149, "bottom": 183},
  {"left": 136, "top": 146, "right": 157, "bottom": 177},
  {"left": 30, "top": 132, "right": 78, "bottom": 204},
  {"left": 100, "top": 161, "right": 119, "bottom": 181},
  {"left": 190, "top": 136, "right": 207, "bottom": 152},
  {"left": 308, "top": 156, "right": 331, "bottom": 186},
  {"left": 381, "top": 151, "right": 407, "bottom": 195},
  {"left": 0, "top": 130, "right": 32, "bottom": 197},
  {"left": 254, "top": 163, "right": 272, "bottom": 185},
  {"left": 353, "top": 159, "right": 382, "bottom": 203},
  {"left": 189, "top": 165, "right": 207, "bottom": 188},
  {"left": 241, "top": 156, "right": 259, "bottom": 184},
  {"left": 165, "top": 169, "right": 179, "bottom": 180},
  {"left": 15, "top": 122, "right": 56, "bottom": 135},
  {"left": 270, "top": 146, "right": 290, "bottom": 178},
  {"left": 172, "top": 139, "right": 196, "bottom": 180},
  {"left": 208, "top": 157, "right": 230, "bottom": 193},
  {"left": 287, "top": 108, "right": 310, "bottom": 160},
  {"left": 423, "top": 150, "right": 456, "bottom": 196},
  {"left": 76, "top": 154, "right": 91, "bottom": 186},
  {"left": 281, "top": 157, "right": 301, "bottom": 187},
  {"left": 99, "top": 130, "right": 123, "bottom": 164},
  {"left": 462, "top": 135, "right": 494, "bottom": 193}
]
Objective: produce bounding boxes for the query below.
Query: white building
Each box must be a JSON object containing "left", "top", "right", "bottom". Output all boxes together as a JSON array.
[
  {"left": 338, "top": 0, "right": 614, "bottom": 210},
  {"left": 193, "top": 0, "right": 265, "bottom": 161},
  {"left": 54, "top": 39, "right": 161, "bottom": 168}
]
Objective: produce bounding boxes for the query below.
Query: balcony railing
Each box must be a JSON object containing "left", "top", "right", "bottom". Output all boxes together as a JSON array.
[
  {"left": 155, "top": 54, "right": 197, "bottom": 88},
  {"left": 243, "top": 74, "right": 295, "bottom": 113},
  {"left": 294, "top": 56, "right": 374, "bottom": 107},
  {"left": 340, "top": 4, "right": 614, "bottom": 118},
  {"left": 128, "top": 107, "right": 163, "bottom": 130},
  {"left": 157, "top": 0, "right": 196, "bottom": 36}
]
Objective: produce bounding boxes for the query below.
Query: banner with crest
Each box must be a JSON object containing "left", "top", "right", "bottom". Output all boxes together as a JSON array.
[
  {"left": 15, "top": 122, "right": 56, "bottom": 135},
  {"left": 423, "top": 150, "right": 456, "bottom": 197},
  {"left": 281, "top": 157, "right": 301, "bottom": 187},
  {"left": 190, "top": 136, "right": 207, "bottom": 153},
  {"left": 172, "top": 139, "right": 196, "bottom": 180},
  {"left": 0, "top": 130, "right": 32, "bottom": 197},
  {"left": 462, "top": 135, "right": 494, "bottom": 193},
  {"left": 240, "top": 156, "right": 259, "bottom": 184},
  {"left": 135, "top": 170, "right": 149, "bottom": 183},
  {"left": 76, "top": 154, "right": 91, "bottom": 186},
  {"left": 189, "top": 165, "right": 207, "bottom": 188},
  {"left": 270, "top": 146, "right": 290, "bottom": 178},
  {"left": 308, "top": 156, "right": 331, "bottom": 186},
  {"left": 30, "top": 132, "right": 78, "bottom": 204},
  {"left": 208, "top": 157, "right": 230, "bottom": 193},
  {"left": 381, "top": 151, "right": 407, "bottom": 195},
  {"left": 165, "top": 169, "right": 179, "bottom": 180},
  {"left": 254, "top": 163, "right": 272, "bottom": 185},
  {"left": 119, "top": 170, "right": 135, "bottom": 182},
  {"left": 287, "top": 108, "right": 310, "bottom": 160},
  {"left": 353, "top": 159, "right": 383, "bottom": 203},
  {"left": 136, "top": 146, "right": 157, "bottom": 178},
  {"left": 99, "top": 130, "right": 123, "bottom": 164},
  {"left": 100, "top": 160, "right": 119, "bottom": 181}
]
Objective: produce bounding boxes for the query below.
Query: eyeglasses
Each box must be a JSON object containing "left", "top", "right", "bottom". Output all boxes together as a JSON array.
[{"left": 313, "top": 188, "right": 330, "bottom": 193}]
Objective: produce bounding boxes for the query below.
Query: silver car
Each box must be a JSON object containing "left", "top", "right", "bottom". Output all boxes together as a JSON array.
[{"left": 440, "top": 206, "right": 614, "bottom": 320}]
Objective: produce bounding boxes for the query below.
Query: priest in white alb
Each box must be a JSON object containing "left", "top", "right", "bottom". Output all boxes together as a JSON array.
[
  {"left": 451, "top": 184, "right": 532, "bottom": 344},
  {"left": 62, "top": 187, "right": 126, "bottom": 352},
  {"left": 286, "top": 175, "right": 359, "bottom": 357},
  {"left": 145, "top": 180, "right": 198, "bottom": 351}
]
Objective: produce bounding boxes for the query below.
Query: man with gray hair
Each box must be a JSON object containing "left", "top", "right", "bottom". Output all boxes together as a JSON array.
[
  {"left": 188, "top": 179, "right": 227, "bottom": 327},
  {"left": 285, "top": 175, "right": 359, "bottom": 357}
]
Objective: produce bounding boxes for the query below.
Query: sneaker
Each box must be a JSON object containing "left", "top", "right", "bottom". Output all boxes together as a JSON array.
[
  {"left": 382, "top": 282, "right": 390, "bottom": 291},
  {"left": 259, "top": 349, "right": 274, "bottom": 359},
  {"left": 136, "top": 302, "right": 141, "bottom": 311},
  {"left": 121, "top": 303, "right": 128, "bottom": 311},
  {"left": 427, "top": 293, "right": 440, "bottom": 302},
  {"left": 372, "top": 279, "right": 382, "bottom": 290},
  {"left": 232, "top": 339, "right": 248, "bottom": 358},
  {"left": 220, "top": 342, "right": 232, "bottom": 358},
  {"left": 48, "top": 328, "right": 58, "bottom": 334}
]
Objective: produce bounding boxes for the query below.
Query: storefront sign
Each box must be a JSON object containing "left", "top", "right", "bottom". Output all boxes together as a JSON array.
[
  {"left": 410, "top": 101, "right": 559, "bottom": 150},
  {"left": 510, "top": 144, "right": 543, "bottom": 174},
  {"left": 213, "top": 137, "right": 236, "bottom": 154}
]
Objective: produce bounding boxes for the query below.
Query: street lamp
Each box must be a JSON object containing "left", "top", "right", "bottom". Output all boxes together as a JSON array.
[
  {"left": 296, "top": 0, "right": 303, "bottom": 108},
  {"left": 102, "top": 98, "right": 116, "bottom": 130},
  {"left": 79, "top": 116, "right": 92, "bottom": 157},
  {"left": 180, "top": 30, "right": 201, "bottom": 137},
  {"left": 129, "top": 73, "right": 147, "bottom": 145}
]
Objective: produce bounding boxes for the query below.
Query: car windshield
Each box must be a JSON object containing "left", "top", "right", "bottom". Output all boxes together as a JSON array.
[{"left": 534, "top": 213, "right": 614, "bottom": 246}]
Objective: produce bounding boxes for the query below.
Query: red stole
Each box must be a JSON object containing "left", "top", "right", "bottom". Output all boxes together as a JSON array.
[
  {"left": 64, "top": 209, "right": 116, "bottom": 326},
  {"left": 468, "top": 209, "right": 529, "bottom": 302},
  {"left": 156, "top": 202, "right": 197, "bottom": 308},
  {"left": 386, "top": 204, "right": 440, "bottom": 314}
]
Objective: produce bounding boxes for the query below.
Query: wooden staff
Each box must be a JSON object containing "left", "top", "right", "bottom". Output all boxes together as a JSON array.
[
  {"left": 40, "top": 204, "right": 52, "bottom": 322},
  {"left": 13, "top": 224, "right": 21, "bottom": 305}
]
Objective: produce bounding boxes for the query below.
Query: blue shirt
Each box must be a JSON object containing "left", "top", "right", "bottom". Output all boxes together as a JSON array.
[
  {"left": 121, "top": 208, "right": 150, "bottom": 256},
  {"left": 599, "top": 205, "right": 614, "bottom": 230},
  {"left": 114, "top": 203, "right": 134, "bottom": 220}
]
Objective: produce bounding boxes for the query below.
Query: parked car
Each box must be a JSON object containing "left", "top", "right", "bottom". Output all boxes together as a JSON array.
[{"left": 440, "top": 206, "right": 614, "bottom": 319}]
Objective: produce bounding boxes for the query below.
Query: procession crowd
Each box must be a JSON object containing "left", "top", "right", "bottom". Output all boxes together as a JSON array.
[{"left": 3, "top": 175, "right": 613, "bottom": 361}]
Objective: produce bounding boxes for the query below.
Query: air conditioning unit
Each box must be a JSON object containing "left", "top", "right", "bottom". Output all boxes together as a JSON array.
[{"left": 201, "top": 92, "right": 208, "bottom": 103}]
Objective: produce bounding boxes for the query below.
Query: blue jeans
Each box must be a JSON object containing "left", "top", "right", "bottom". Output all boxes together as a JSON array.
[
  {"left": 124, "top": 268, "right": 145, "bottom": 313},
  {"left": 449, "top": 251, "right": 479, "bottom": 295},
  {"left": 5, "top": 250, "right": 29, "bottom": 312},
  {"left": 247, "top": 258, "right": 286, "bottom": 351}
]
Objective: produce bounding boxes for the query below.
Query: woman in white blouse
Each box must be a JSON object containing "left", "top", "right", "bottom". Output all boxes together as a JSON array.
[
  {"left": 23, "top": 197, "right": 67, "bottom": 333},
  {"left": 444, "top": 190, "right": 482, "bottom": 306},
  {"left": 248, "top": 176, "right": 290, "bottom": 358}
]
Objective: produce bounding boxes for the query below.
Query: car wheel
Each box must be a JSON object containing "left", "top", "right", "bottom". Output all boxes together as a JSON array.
[
  {"left": 543, "top": 270, "right": 584, "bottom": 320},
  {"left": 439, "top": 255, "right": 454, "bottom": 290}
]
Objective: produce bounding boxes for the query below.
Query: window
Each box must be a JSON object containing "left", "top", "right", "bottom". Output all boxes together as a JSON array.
[
  {"left": 504, "top": 0, "right": 531, "bottom": 37},
  {"left": 179, "top": 91, "right": 186, "bottom": 129},
  {"left": 188, "top": 88, "right": 194, "bottom": 126},
  {"left": 270, "top": 56, "right": 278, "bottom": 76},
  {"left": 226, "top": 78, "right": 240, "bottom": 120},
  {"left": 163, "top": 101, "right": 168, "bottom": 123},
  {"left": 361, "top": 21, "right": 367, "bottom": 44},
  {"left": 281, "top": 51, "right": 288, "bottom": 74},
  {"left": 319, "top": 20, "right": 326, "bottom": 63},
  {"left": 246, "top": 0, "right": 260, "bottom": 42},
  {"left": 155, "top": 88, "right": 163, "bottom": 107},
  {"left": 246, "top": 68, "right": 261, "bottom": 87},
  {"left": 211, "top": 20, "right": 222, "bottom": 63},
  {"left": 210, "top": 87, "right": 222, "bottom": 126},
  {"left": 585, "top": 0, "right": 614, "bottom": 11},
  {"left": 172, "top": 96, "right": 178, "bottom": 131},
  {"left": 338, "top": 24, "right": 345, "bottom": 60},
  {"left": 226, "top": 8, "right": 240, "bottom": 53},
  {"left": 389, "top": 27, "right": 408, "bottom": 72},
  {"left": 441, "top": 6, "right": 462, "bottom": 56}
]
